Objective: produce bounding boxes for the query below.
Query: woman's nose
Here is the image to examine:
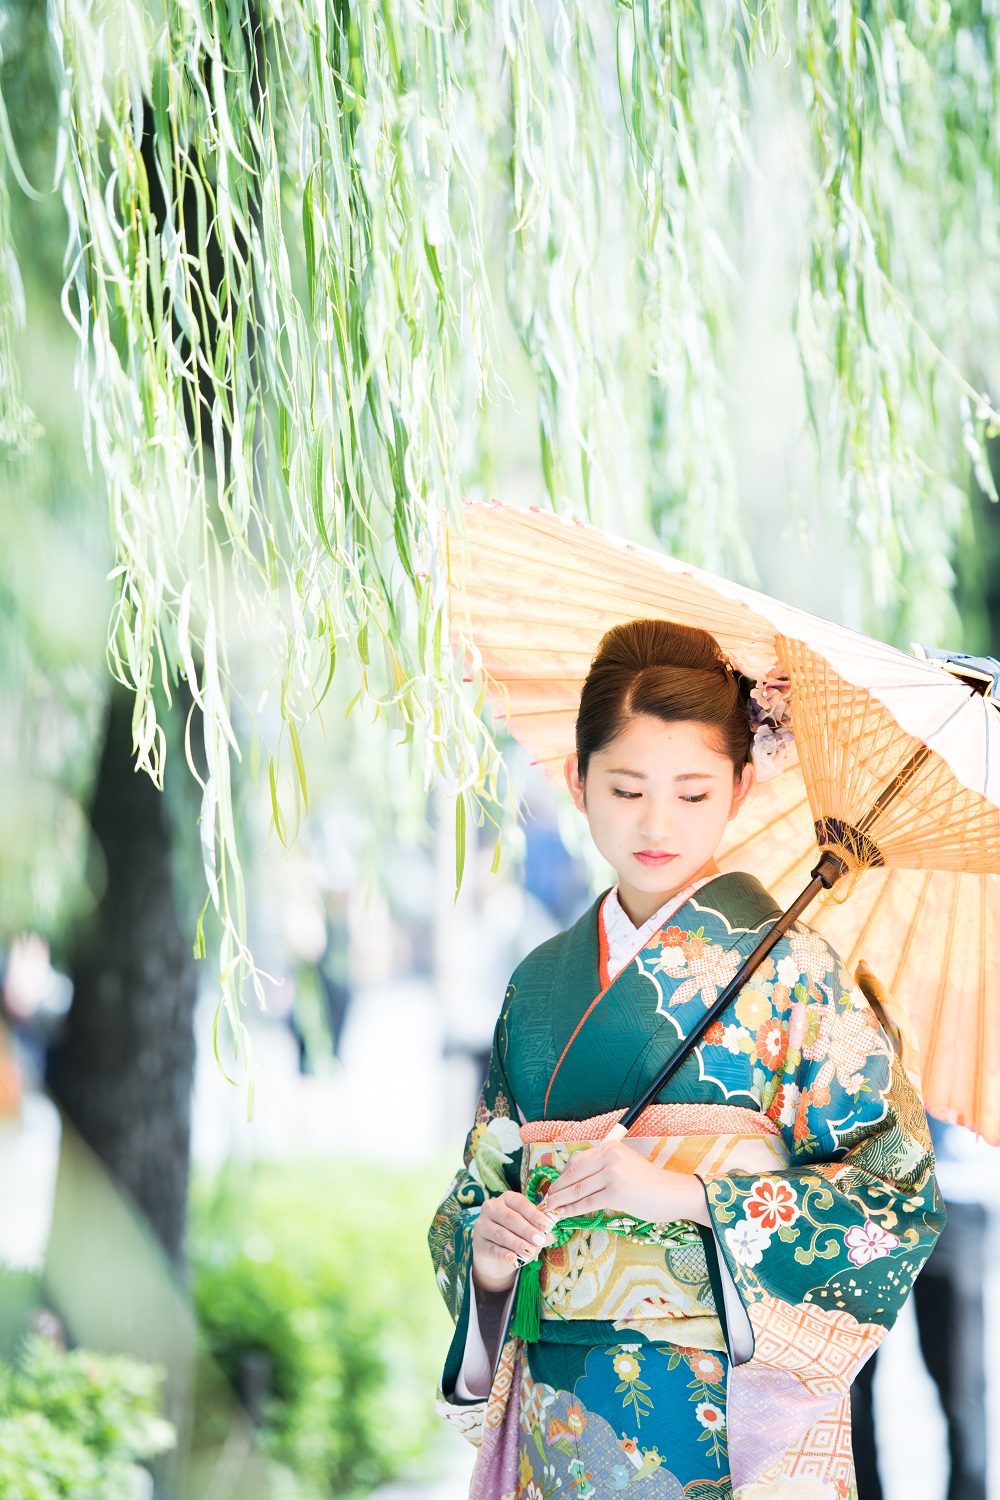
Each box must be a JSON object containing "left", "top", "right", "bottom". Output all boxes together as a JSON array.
[{"left": 638, "top": 802, "right": 673, "bottom": 842}]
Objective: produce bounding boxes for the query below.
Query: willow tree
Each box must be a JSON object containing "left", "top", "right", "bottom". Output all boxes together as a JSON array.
[{"left": 2, "top": 0, "right": 999, "bottom": 1094}]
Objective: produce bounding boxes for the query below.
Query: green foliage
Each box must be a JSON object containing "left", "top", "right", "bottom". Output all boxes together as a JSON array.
[
  {"left": 190, "top": 1159, "right": 454, "bottom": 1498},
  {"left": 1, "top": 0, "right": 999, "bottom": 1060},
  {"left": 0, "top": 1334, "right": 175, "bottom": 1499}
]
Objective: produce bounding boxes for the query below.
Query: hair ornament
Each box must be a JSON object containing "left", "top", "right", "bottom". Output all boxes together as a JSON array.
[{"left": 744, "top": 669, "right": 794, "bottom": 778}]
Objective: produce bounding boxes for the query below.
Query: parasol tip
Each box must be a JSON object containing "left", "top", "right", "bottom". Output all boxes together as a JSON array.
[{"left": 911, "top": 643, "right": 1000, "bottom": 702}]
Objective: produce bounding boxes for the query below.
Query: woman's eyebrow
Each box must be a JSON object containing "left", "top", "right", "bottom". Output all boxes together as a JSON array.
[{"left": 604, "top": 769, "right": 715, "bottom": 782}]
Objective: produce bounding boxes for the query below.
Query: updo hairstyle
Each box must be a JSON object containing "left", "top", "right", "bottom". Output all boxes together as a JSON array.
[{"left": 574, "top": 620, "right": 752, "bottom": 777}]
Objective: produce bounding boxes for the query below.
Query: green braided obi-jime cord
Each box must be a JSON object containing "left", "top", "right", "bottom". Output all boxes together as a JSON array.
[{"left": 509, "top": 1163, "right": 705, "bottom": 1342}]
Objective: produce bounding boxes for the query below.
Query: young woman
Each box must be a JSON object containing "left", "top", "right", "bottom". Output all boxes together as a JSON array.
[{"left": 430, "top": 621, "right": 943, "bottom": 1500}]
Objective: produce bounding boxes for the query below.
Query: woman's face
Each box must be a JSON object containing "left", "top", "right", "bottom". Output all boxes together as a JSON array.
[{"left": 564, "top": 714, "right": 755, "bottom": 925}]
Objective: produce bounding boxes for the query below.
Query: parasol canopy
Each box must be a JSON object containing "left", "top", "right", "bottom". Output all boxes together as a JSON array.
[{"left": 448, "top": 499, "right": 1000, "bottom": 1141}]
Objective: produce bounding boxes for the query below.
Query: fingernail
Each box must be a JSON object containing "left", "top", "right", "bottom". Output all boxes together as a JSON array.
[{"left": 532, "top": 1233, "right": 546, "bottom": 1245}]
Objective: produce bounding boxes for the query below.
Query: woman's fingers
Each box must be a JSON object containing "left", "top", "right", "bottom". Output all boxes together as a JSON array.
[
  {"left": 475, "top": 1194, "right": 555, "bottom": 1262},
  {"left": 549, "top": 1190, "right": 606, "bottom": 1218},
  {"left": 552, "top": 1145, "right": 613, "bottom": 1187},
  {"left": 476, "top": 1216, "right": 542, "bottom": 1262},
  {"left": 495, "top": 1194, "right": 555, "bottom": 1239},
  {"left": 546, "top": 1166, "right": 611, "bottom": 1214},
  {"left": 498, "top": 1190, "right": 555, "bottom": 1234},
  {"left": 484, "top": 1221, "right": 542, "bottom": 1261}
]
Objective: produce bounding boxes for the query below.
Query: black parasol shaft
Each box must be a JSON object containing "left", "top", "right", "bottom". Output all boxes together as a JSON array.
[
  {"left": 617, "top": 850, "right": 844, "bottom": 1132},
  {"left": 616, "top": 745, "right": 932, "bottom": 1134}
]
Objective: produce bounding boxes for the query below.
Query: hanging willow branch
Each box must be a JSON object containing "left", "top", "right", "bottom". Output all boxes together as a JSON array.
[
  {"left": 46, "top": 0, "right": 508, "bottom": 1068},
  {"left": 0, "top": 0, "right": 996, "bottom": 1081},
  {"left": 0, "top": 62, "right": 40, "bottom": 453}
]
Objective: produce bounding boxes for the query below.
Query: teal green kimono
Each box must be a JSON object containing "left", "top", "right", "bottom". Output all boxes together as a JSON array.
[{"left": 429, "top": 873, "right": 944, "bottom": 1500}]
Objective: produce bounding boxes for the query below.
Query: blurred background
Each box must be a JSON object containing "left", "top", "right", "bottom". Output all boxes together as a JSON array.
[{"left": 2, "top": 2, "right": 1000, "bottom": 1498}]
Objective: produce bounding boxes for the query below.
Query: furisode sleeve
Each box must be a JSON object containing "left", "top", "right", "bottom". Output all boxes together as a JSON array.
[
  {"left": 698, "top": 926, "right": 945, "bottom": 1490},
  {"left": 428, "top": 982, "right": 524, "bottom": 1404}
]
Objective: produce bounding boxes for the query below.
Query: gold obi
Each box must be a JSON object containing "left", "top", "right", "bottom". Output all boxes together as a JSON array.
[{"left": 520, "top": 1103, "right": 790, "bottom": 1350}]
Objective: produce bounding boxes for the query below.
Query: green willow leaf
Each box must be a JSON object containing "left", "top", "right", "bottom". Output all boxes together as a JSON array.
[{"left": 454, "top": 789, "right": 466, "bottom": 902}]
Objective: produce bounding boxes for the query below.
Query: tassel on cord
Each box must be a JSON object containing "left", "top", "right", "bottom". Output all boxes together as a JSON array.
[
  {"left": 509, "top": 1165, "right": 693, "bottom": 1342},
  {"left": 510, "top": 1256, "right": 542, "bottom": 1342}
]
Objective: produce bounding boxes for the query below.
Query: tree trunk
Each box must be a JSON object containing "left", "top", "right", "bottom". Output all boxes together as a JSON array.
[{"left": 48, "top": 688, "right": 197, "bottom": 1273}]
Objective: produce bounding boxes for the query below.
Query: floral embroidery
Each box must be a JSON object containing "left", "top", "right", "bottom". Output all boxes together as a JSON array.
[
  {"left": 845, "top": 1221, "right": 901, "bottom": 1265},
  {"left": 745, "top": 1178, "right": 799, "bottom": 1231},
  {"left": 767, "top": 1081, "right": 800, "bottom": 1128},
  {"left": 664, "top": 936, "right": 743, "bottom": 1008},
  {"left": 659, "top": 946, "right": 687, "bottom": 972},
  {"left": 756, "top": 1017, "right": 788, "bottom": 1072},
  {"left": 814, "top": 1007, "right": 892, "bottom": 1095},
  {"left": 653, "top": 925, "right": 689, "bottom": 948},
  {"left": 800, "top": 1002, "right": 834, "bottom": 1062},
  {"left": 682, "top": 1347, "right": 728, "bottom": 1463},
  {"left": 787, "top": 1000, "right": 808, "bottom": 1051},
  {"left": 721, "top": 1023, "right": 749, "bottom": 1054},
  {"left": 686, "top": 1351, "right": 724, "bottom": 1385},
  {"left": 704, "top": 1021, "right": 726, "bottom": 1045},
  {"left": 734, "top": 985, "right": 772, "bottom": 1030},
  {"left": 793, "top": 1088, "right": 815, "bottom": 1143},
  {"left": 610, "top": 1344, "right": 653, "bottom": 1425},
  {"left": 724, "top": 1216, "right": 772, "bottom": 1265},
  {"left": 790, "top": 930, "right": 834, "bottom": 991},
  {"left": 696, "top": 1400, "right": 726, "bottom": 1431},
  {"left": 776, "top": 954, "right": 802, "bottom": 989}
]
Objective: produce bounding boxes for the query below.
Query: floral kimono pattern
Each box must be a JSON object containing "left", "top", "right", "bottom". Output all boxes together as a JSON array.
[{"left": 429, "top": 872, "right": 944, "bottom": 1500}]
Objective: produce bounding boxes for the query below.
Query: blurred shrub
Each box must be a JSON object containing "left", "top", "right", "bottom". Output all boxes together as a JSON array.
[
  {"left": 189, "top": 1159, "right": 455, "bottom": 1497},
  {"left": 0, "top": 1333, "right": 175, "bottom": 1498}
]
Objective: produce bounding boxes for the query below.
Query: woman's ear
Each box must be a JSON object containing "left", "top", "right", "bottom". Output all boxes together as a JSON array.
[
  {"left": 564, "top": 753, "right": 587, "bottom": 813},
  {"left": 729, "top": 761, "right": 755, "bottom": 820}
]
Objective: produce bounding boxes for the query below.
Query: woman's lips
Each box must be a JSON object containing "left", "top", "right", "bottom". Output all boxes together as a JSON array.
[{"left": 634, "top": 850, "right": 678, "bottom": 866}]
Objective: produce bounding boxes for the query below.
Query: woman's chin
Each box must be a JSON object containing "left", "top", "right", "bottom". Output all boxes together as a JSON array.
[{"left": 627, "top": 859, "right": 691, "bottom": 893}]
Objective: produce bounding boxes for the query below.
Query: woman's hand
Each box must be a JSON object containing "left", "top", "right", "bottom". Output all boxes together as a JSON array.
[
  {"left": 471, "top": 1190, "right": 557, "bottom": 1294},
  {"left": 542, "top": 1141, "right": 711, "bottom": 1228}
]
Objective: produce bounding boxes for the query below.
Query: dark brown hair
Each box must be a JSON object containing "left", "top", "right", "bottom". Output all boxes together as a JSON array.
[{"left": 574, "top": 620, "right": 752, "bottom": 776}]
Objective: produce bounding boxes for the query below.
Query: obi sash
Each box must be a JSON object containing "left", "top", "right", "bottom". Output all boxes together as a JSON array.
[{"left": 520, "top": 1102, "right": 788, "bottom": 1349}]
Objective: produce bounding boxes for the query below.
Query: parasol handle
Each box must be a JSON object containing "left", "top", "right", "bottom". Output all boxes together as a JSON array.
[{"left": 616, "top": 849, "right": 846, "bottom": 1134}]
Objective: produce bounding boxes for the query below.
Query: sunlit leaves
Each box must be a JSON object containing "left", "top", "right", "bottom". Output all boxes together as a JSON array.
[{"left": 0, "top": 0, "right": 994, "bottom": 1089}]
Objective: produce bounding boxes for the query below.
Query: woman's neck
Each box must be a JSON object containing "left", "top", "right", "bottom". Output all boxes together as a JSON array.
[{"left": 616, "top": 858, "right": 721, "bottom": 927}]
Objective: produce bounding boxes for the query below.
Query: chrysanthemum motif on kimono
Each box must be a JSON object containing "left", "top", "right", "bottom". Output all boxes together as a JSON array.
[{"left": 429, "top": 873, "right": 944, "bottom": 1500}]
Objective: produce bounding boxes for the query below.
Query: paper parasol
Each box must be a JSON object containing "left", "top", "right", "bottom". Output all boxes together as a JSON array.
[{"left": 448, "top": 500, "right": 1000, "bottom": 1141}]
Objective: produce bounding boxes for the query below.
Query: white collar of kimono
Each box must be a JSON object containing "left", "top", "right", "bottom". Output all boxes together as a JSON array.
[{"left": 602, "top": 876, "right": 717, "bottom": 982}]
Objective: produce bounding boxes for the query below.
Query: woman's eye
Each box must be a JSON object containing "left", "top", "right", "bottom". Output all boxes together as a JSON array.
[
  {"left": 612, "top": 788, "right": 641, "bottom": 799},
  {"left": 681, "top": 793, "right": 709, "bottom": 803}
]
